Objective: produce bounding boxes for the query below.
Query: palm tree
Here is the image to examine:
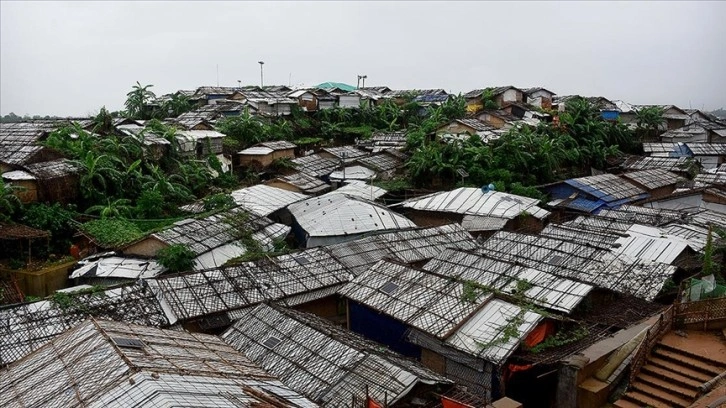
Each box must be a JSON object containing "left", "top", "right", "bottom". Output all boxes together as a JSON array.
[
  {"left": 72, "top": 152, "right": 124, "bottom": 201},
  {"left": 143, "top": 164, "right": 193, "bottom": 203},
  {"left": 0, "top": 179, "right": 22, "bottom": 222},
  {"left": 85, "top": 198, "right": 133, "bottom": 219},
  {"left": 636, "top": 106, "right": 665, "bottom": 142},
  {"left": 125, "top": 82, "right": 156, "bottom": 119},
  {"left": 164, "top": 93, "right": 193, "bottom": 117},
  {"left": 92, "top": 106, "right": 114, "bottom": 135}
]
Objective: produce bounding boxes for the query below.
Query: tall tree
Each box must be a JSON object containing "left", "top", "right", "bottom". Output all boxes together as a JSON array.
[{"left": 124, "top": 82, "right": 156, "bottom": 119}]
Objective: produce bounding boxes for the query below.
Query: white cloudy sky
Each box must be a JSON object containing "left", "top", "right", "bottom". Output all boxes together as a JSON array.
[{"left": 1, "top": 1, "right": 725, "bottom": 116}]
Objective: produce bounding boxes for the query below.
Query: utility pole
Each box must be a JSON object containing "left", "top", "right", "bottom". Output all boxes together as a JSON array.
[
  {"left": 258, "top": 61, "right": 265, "bottom": 88},
  {"left": 357, "top": 74, "right": 367, "bottom": 89}
]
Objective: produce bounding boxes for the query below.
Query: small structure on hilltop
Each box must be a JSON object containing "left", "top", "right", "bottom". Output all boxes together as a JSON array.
[{"left": 237, "top": 140, "right": 296, "bottom": 170}]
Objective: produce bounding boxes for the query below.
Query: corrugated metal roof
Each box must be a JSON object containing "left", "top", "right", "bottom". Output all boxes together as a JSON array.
[
  {"left": 329, "top": 165, "right": 376, "bottom": 181},
  {"left": 397, "top": 188, "right": 549, "bottom": 220},
  {"left": 356, "top": 154, "right": 403, "bottom": 172},
  {"left": 222, "top": 304, "right": 450, "bottom": 406},
  {"left": 479, "top": 231, "right": 677, "bottom": 301},
  {"left": 149, "top": 246, "right": 351, "bottom": 322},
  {"left": 620, "top": 169, "right": 681, "bottom": 190},
  {"left": 461, "top": 215, "right": 509, "bottom": 232},
  {"left": 424, "top": 248, "right": 594, "bottom": 313},
  {"left": 289, "top": 194, "right": 416, "bottom": 238},
  {"left": 565, "top": 174, "right": 648, "bottom": 203},
  {"left": 291, "top": 154, "right": 340, "bottom": 177},
  {"left": 150, "top": 207, "right": 288, "bottom": 258},
  {"left": 321, "top": 146, "right": 368, "bottom": 161},
  {"left": 339, "top": 260, "right": 493, "bottom": 339},
  {"left": 446, "top": 299, "right": 542, "bottom": 366},
  {"left": 24, "top": 159, "right": 78, "bottom": 179},
  {"left": 230, "top": 184, "right": 308, "bottom": 216},
  {"left": 611, "top": 224, "right": 690, "bottom": 264},
  {"left": 238, "top": 146, "right": 273, "bottom": 155},
  {"left": 70, "top": 255, "right": 166, "bottom": 280},
  {"left": 0, "top": 319, "right": 316, "bottom": 407},
  {"left": 268, "top": 171, "right": 329, "bottom": 194},
  {"left": 330, "top": 181, "right": 387, "bottom": 201},
  {"left": 622, "top": 156, "right": 693, "bottom": 172},
  {"left": 327, "top": 224, "right": 477, "bottom": 276},
  {"left": 0, "top": 283, "right": 169, "bottom": 366}
]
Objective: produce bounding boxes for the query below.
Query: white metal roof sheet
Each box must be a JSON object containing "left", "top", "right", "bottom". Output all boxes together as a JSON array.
[
  {"left": 238, "top": 146, "right": 274, "bottom": 155},
  {"left": 70, "top": 256, "right": 166, "bottom": 280},
  {"left": 445, "top": 299, "right": 542, "bottom": 366},
  {"left": 289, "top": 194, "right": 416, "bottom": 237},
  {"left": 330, "top": 182, "right": 387, "bottom": 201},
  {"left": 398, "top": 188, "right": 549, "bottom": 220},
  {"left": 230, "top": 184, "right": 307, "bottom": 216}
]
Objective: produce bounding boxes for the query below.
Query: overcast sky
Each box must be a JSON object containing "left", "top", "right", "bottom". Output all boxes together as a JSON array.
[{"left": 1, "top": 1, "right": 725, "bottom": 117}]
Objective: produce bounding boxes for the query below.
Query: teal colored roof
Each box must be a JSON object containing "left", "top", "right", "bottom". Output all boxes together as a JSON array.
[{"left": 315, "top": 82, "right": 356, "bottom": 92}]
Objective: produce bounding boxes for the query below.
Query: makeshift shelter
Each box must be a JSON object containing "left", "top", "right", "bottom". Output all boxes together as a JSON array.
[
  {"left": 395, "top": 187, "right": 550, "bottom": 234},
  {"left": 546, "top": 174, "right": 649, "bottom": 214},
  {"left": 147, "top": 246, "right": 352, "bottom": 327},
  {"left": 339, "top": 260, "right": 543, "bottom": 401},
  {"left": 0, "top": 223, "right": 49, "bottom": 265},
  {"left": 0, "top": 282, "right": 170, "bottom": 366},
  {"left": 265, "top": 171, "right": 330, "bottom": 195},
  {"left": 291, "top": 154, "right": 339, "bottom": 177},
  {"left": 222, "top": 303, "right": 452, "bottom": 407},
  {"left": 0, "top": 319, "right": 316, "bottom": 407},
  {"left": 288, "top": 194, "right": 417, "bottom": 247},
  {"left": 122, "top": 207, "right": 290, "bottom": 270}
]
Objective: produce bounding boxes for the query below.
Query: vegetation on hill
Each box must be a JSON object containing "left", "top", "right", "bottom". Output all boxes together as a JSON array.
[{"left": 2, "top": 82, "right": 639, "bottom": 262}]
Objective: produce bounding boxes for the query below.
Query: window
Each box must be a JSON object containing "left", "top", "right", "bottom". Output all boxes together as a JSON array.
[
  {"left": 262, "top": 336, "right": 282, "bottom": 349},
  {"left": 380, "top": 281, "right": 400, "bottom": 295},
  {"left": 112, "top": 337, "right": 145, "bottom": 349}
]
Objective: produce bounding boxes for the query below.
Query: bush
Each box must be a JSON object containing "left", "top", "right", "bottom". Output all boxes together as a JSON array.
[
  {"left": 157, "top": 244, "right": 195, "bottom": 273},
  {"left": 82, "top": 218, "right": 144, "bottom": 248},
  {"left": 135, "top": 190, "right": 164, "bottom": 218}
]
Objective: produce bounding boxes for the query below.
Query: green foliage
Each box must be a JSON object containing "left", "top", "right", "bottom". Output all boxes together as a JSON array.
[
  {"left": 134, "top": 190, "right": 164, "bottom": 218},
  {"left": 124, "top": 82, "right": 156, "bottom": 119},
  {"left": 701, "top": 227, "right": 721, "bottom": 279},
  {"left": 461, "top": 280, "right": 490, "bottom": 304},
  {"left": 217, "top": 109, "right": 266, "bottom": 149},
  {"left": 163, "top": 93, "right": 194, "bottom": 117},
  {"left": 21, "top": 202, "right": 76, "bottom": 253},
  {"left": 509, "top": 182, "right": 546, "bottom": 201},
  {"left": 24, "top": 295, "right": 41, "bottom": 303},
  {"left": 0, "top": 178, "right": 23, "bottom": 222},
  {"left": 203, "top": 193, "right": 235, "bottom": 212},
  {"left": 157, "top": 244, "right": 196, "bottom": 273},
  {"left": 292, "top": 137, "right": 323, "bottom": 146},
  {"left": 270, "top": 157, "right": 297, "bottom": 172},
  {"left": 372, "top": 178, "right": 412, "bottom": 192},
  {"left": 85, "top": 198, "right": 133, "bottom": 219},
  {"left": 82, "top": 218, "right": 144, "bottom": 247},
  {"left": 529, "top": 326, "right": 589, "bottom": 354},
  {"left": 481, "top": 89, "right": 499, "bottom": 110},
  {"left": 635, "top": 106, "right": 665, "bottom": 141}
]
